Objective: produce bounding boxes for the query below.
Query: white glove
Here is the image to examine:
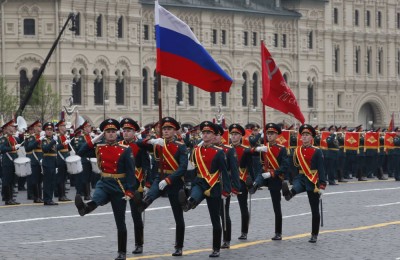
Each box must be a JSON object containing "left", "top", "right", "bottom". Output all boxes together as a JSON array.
[
  {"left": 63, "top": 139, "right": 71, "bottom": 145},
  {"left": 149, "top": 138, "right": 164, "bottom": 146},
  {"left": 53, "top": 135, "right": 58, "bottom": 142},
  {"left": 143, "top": 186, "right": 149, "bottom": 195},
  {"left": 159, "top": 180, "right": 168, "bottom": 190},
  {"left": 14, "top": 132, "right": 20, "bottom": 138},
  {"left": 262, "top": 172, "right": 271, "bottom": 179},
  {"left": 318, "top": 189, "right": 324, "bottom": 196},
  {"left": 221, "top": 194, "right": 228, "bottom": 200},
  {"left": 260, "top": 132, "right": 264, "bottom": 138},
  {"left": 39, "top": 135, "right": 46, "bottom": 141},
  {"left": 90, "top": 132, "right": 96, "bottom": 138},
  {"left": 181, "top": 133, "right": 186, "bottom": 139},
  {"left": 91, "top": 132, "right": 104, "bottom": 144},
  {"left": 255, "top": 146, "right": 268, "bottom": 152},
  {"left": 40, "top": 131, "right": 45, "bottom": 137},
  {"left": 15, "top": 144, "right": 22, "bottom": 150}
]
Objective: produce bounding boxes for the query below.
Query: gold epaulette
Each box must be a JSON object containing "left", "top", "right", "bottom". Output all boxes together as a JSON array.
[{"left": 213, "top": 145, "right": 223, "bottom": 150}]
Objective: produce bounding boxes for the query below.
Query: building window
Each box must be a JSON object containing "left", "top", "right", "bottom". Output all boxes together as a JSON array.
[
  {"left": 72, "top": 76, "right": 82, "bottom": 105},
  {"left": 378, "top": 48, "right": 383, "bottom": 75},
  {"left": 282, "top": 34, "right": 287, "bottom": 48},
  {"left": 210, "top": 92, "right": 216, "bottom": 106},
  {"left": 397, "top": 50, "right": 400, "bottom": 76},
  {"left": 366, "top": 10, "right": 371, "bottom": 27},
  {"left": 307, "top": 82, "right": 314, "bottom": 108},
  {"left": 355, "top": 10, "right": 359, "bottom": 26},
  {"left": 252, "top": 73, "right": 258, "bottom": 107},
  {"left": 176, "top": 81, "right": 183, "bottom": 104},
  {"left": 153, "top": 70, "right": 158, "bottom": 105},
  {"left": 94, "top": 72, "right": 104, "bottom": 105},
  {"left": 74, "top": 13, "right": 81, "bottom": 36},
  {"left": 212, "top": 29, "right": 217, "bottom": 44},
  {"left": 117, "top": 16, "right": 123, "bottom": 38},
  {"left": 243, "top": 31, "right": 248, "bottom": 46},
  {"left": 221, "top": 92, "right": 227, "bottom": 106},
  {"left": 116, "top": 76, "right": 124, "bottom": 105},
  {"left": 397, "top": 13, "right": 400, "bottom": 29},
  {"left": 221, "top": 30, "right": 226, "bottom": 45},
  {"left": 337, "top": 92, "right": 344, "bottom": 108},
  {"left": 273, "top": 33, "right": 278, "bottom": 47},
  {"left": 333, "top": 8, "right": 339, "bottom": 24},
  {"left": 355, "top": 47, "right": 360, "bottom": 74},
  {"left": 334, "top": 46, "right": 340, "bottom": 73},
  {"left": 23, "top": 19, "right": 35, "bottom": 35},
  {"left": 367, "top": 48, "right": 372, "bottom": 74},
  {"left": 377, "top": 11, "right": 382, "bottom": 28},
  {"left": 188, "top": 84, "right": 194, "bottom": 106},
  {"left": 96, "top": 15, "right": 102, "bottom": 37},
  {"left": 252, "top": 32, "right": 257, "bottom": 46},
  {"left": 308, "top": 31, "right": 313, "bottom": 49},
  {"left": 242, "top": 72, "right": 247, "bottom": 107},
  {"left": 142, "top": 69, "right": 148, "bottom": 105},
  {"left": 143, "top": 25, "right": 149, "bottom": 40}
]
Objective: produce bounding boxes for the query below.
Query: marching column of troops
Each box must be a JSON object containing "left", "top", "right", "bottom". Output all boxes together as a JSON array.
[{"left": 1, "top": 116, "right": 400, "bottom": 259}]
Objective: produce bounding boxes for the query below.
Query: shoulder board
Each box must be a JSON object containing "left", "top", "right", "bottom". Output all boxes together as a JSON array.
[
  {"left": 118, "top": 143, "right": 129, "bottom": 148},
  {"left": 241, "top": 144, "right": 250, "bottom": 148},
  {"left": 175, "top": 141, "right": 184, "bottom": 145},
  {"left": 223, "top": 144, "right": 232, "bottom": 148},
  {"left": 311, "top": 146, "right": 320, "bottom": 150},
  {"left": 213, "top": 145, "right": 223, "bottom": 150},
  {"left": 97, "top": 143, "right": 106, "bottom": 147}
]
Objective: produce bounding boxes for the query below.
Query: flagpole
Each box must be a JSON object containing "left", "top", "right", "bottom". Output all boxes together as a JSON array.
[
  {"left": 157, "top": 72, "right": 164, "bottom": 179},
  {"left": 261, "top": 40, "right": 267, "bottom": 145}
]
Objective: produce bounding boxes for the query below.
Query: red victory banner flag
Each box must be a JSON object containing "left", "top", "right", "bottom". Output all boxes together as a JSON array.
[
  {"left": 276, "top": 130, "right": 290, "bottom": 149},
  {"left": 261, "top": 42, "right": 305, "bottom": 123},
  {"left": 241, "top": 129, "right": 253, "bottom": 147},
  {"left": 384, "top": 132, "right": 396, "bottom": 152},
  {"left": 364, "top": 132, "right": 379, "bottom": 151},
  {"left": 221, "top": 129, "right": 230, "bottom": 145},
  {"left": 388, "top": 112, "right": 395, "bottom": 132},
  {"left": 319, "top": 131, "right": 330, "bottom": 150},
  {"left": 344, "top": 132, "right": 360, "bottom": 152}
]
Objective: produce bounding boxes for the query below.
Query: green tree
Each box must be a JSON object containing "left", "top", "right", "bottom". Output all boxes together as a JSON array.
[
  {"left": 0, "top": 77, "right": 19, "bottom": 122},
  {"left": 26, "top": 76, "right": 61, "bottom": 122}
]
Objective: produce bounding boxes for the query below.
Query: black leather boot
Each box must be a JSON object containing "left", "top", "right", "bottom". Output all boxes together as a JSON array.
[
  {"left": 137, "top": 195, "right": 152, "bottom": 213},
  {"left": 84, "top": 183, "right": 92, "bottom": 200},
  {"left": 115, "top": 230, "right": 127, "bottom": 260},
  {"left": 132, "top": 226, "right": 143, "bottom": 254},
  {"left": 172, "top": 225, "right": 184, "bottom": 256},
  {"left": 75, "top": 194, "right": 97, "bottom": 216},
  {"left": 33, "top": 184, "right": 44, "bottom": 203},
  {"left": 308, "top": 234, "right": 318, "bottom": 243},
  {"left": 58, "top": 184, "right": 71, "bottom": 201},
  {"left": 209, "top": 249, "right": 220, "bottom": 258},
  {"left": 271, "top": 233, "right": 282, "bottom": 240}
]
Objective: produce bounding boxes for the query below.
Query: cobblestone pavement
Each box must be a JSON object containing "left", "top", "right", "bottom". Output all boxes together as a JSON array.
[{"left": 1, "top": 178, "right": 400, "bottom": 260}]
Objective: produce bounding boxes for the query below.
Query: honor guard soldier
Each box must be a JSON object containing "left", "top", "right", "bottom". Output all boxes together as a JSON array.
[
  {"left": 76, "top": 120, "right": 96, "bottom": 199},
  {"left": 248, "top": 123, "right": 262, "bottom": 148},
  {"left": 41, "top": 122, "right": 59, "bottom": 205},
  {"left": 326, "top": 125, "right": 339, "bottom": 185},
  {"left": 213, "top": 124, "right": 241, "bottom": 249},
  {"left": 282, "top": 124, "right": 327, "bottom": 243},
  {"left": 393, "top": 128, "right": 400, "bottom": 181},
  {"left": 55, "top": 119, "right": 72, "bottom": 201},
  {"left": 249, "top": 123, "right": 289, "bottom": 241},
  {"left": 356, "top": 125, "right": 368, "bottom": 181},
  {"left": 75, "top": 118, "right": 136, "bottom": 260},
  {"left": 336, "top": 127, "right": 348, "bottom": 182},
  {"left": 135, "top": 117, "right": 188, "bottom": 256},
  {"left": 0, "top": 119, "right": 21, "bottom": 205},
  {"left": 229, "top": 123, "right": 258, "bottom": 241},
  {"left": 25, "top": 120, "right": 44, "bottom": 203},
  {"left": 119, "top": 118, "right": 150, "bottom": 255},
  {"left": 179, "top": 121, "right": 231, "bottom": 258}
]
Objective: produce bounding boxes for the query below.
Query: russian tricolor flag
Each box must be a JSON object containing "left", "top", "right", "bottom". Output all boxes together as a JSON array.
[{"left": 155, "top": 1, "right": 233, "bottom": 92}]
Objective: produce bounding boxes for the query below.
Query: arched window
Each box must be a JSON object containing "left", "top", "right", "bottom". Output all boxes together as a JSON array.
[
  {"left": 252, "top": 73, "right": 258, "bottom": 107},
  {"left": 96, "top": 14, "right": 102, "bottom": 37},
  {"left": 242, "top": 72, "right": 247, "bottom": 106},
  {"left": 94, "top": 70, "right": 104, "bottom": 105},
  {"left": 117, "top": 16, "right": 123, "bottom": 38},
  {"left": 307, "top": 80, "right": 314, "bottom": 108},
  {"left": 19, "top": 70, "right": 30, "bottom": 105},
  {"left": 116, "top": 72, "right": 124, "bottom": 105},
  {"left": 188, "top": 84, "right": 194, "bottom": 106},
  {"left": 72, "top": 70, "right": 82, "bottom": 105},
  {"left": 142, "top": 69, "right": 148, "bottom": 105},
  {"left": 153, "top": 70, "right": 158, "bottom": 105}
]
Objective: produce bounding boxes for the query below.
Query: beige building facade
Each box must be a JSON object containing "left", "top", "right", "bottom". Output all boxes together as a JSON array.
[{"left": 1, "top": 0, "right": 400, "bottom": 129}]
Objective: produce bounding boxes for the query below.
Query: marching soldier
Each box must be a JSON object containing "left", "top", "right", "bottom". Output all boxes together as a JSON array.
[
  {"left": 179, "top": 121, "right": 231, "bottom": 257},
  {"left": 75, "top": 118, "right": 136, "bottom": 260},
  {"left": 325, "top": 125, "right": 339, "bottom": 185},
  {"left": 25, "top": 120, "right": 44, "bottom": 203},
  {"left": 213, "top": 124, "right": 240, "bottom": 249},
  {"left": 0, "top": 119, "right": 21, "bottom": 205},
  {"left": 393, "top": 127, "right": 400, "bottom": 181},
  {"left": 229, "top": 123, "right": 257, "bottom": 241},
  {"left": 282, "top": 124, "right": 327, "bottom": 243},
  {"left": 249, "top": 123, "right": 289, "bottom": 240},
  {"left": 136, "top": 117, "right": 188, "bottom": 256},
  {"left": 119, "top": 118, "right": 150, "bottom": 254},
  {"left": 76, "top": 120, "right": 95, "bottom": 199},
  {"left": 41, "top": 122, "right": 59, "bottom": 205},
  {"left": 55, "top": 119, "right": 72, "bottom": 201},
  {"left": 336, "top": 127, "right": 347, "bottom": 182},
  {"left": 356, "top": 125, "right": 367, "bottom": 181}
]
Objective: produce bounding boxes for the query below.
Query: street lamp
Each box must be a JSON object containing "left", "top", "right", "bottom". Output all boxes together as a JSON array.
[{"left": 103, "top": 90, "right": 109, "bottom": 120}]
